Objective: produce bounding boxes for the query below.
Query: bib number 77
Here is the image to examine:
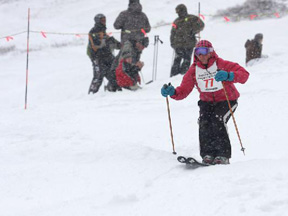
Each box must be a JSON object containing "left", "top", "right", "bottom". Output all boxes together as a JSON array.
[{"left": 204, "top": 78, "right": 214, "bottom": 88}]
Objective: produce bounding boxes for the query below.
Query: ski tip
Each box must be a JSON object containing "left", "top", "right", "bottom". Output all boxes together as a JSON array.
[{"left": 177, "top": 156, "right": 187, "bottom": 163}]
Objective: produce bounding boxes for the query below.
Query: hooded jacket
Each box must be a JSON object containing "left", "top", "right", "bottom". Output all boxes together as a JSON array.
[
  {"left": 114, "top": 2, "right": 151, "bottom": 44},
  {"left": 116, "top": 59, "right": 141, "bottom": 87},
  {"left": 170, "top": 4, "right": 205, "bottom": 49},
  {"left": 171, "top": 40, "right": 249, "bottom": 102},
  {"left": 88, "top": 14, "right": 121, "bottom": 60},
  {"left": 245, "top": 34, "right": 263, "bottom": 63}
]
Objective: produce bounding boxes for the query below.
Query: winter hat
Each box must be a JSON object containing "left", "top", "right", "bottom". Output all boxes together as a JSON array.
[
  {"left": 254, "top": 33, "right": 263, "bottom": 41},
  {"left": 129, "top": 0, "right": 140, "bottom": 6},
  {"left": 196, "top": 40, "right": 213, "bottom": 49},
  {"left": 122, "top": 50, "right": 132, "bottom": 59},
  {"left": 176, "top": 4, "right": 188, "bottom": 18}
]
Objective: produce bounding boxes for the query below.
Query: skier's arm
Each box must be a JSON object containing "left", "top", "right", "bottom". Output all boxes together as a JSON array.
[
  {"left": 170, "top": 25, "right": 176, "bottom": 48},
  {"left": 114, "top": 12, "right": 125, "bottom": 30},
  {"left": 171, "top": 66, "right": 195, "bottom": 100},
  {"left": 170, "top": 18, "right": 178, "bottom": 48},
  {"left": 106, "top": 36, "right": 121, "bottom": 50},
  {"left": 143, "top": 14, "right": 151, "bottom": 33},
  {"left": 219, "top": 59, "right": 249, "bottom": 84},
  {"left": 191, "top": 16, "right": 205, "bottom": 34},
  {"left": 89, "top": 34, "right": 99, "bottom": 52}
]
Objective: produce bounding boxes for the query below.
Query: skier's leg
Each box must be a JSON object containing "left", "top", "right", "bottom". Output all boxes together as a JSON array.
[
  {"left": 106, "top": 54, "right": 122, "bottom": 92},
  {"left": 198, "top": 100, "right": 217, "bottom": 158},
  {"left": 90, "top": 59, "right": 104, "bottom": 93},
  {"left": 212, "top": 100, "right": 238, "bottom": 158},
  {"left": 170, "top": 48, "right": 183, "bottom": 77},
  {"left": 180, "top": 48, "right": 193, "bottom": 75}
]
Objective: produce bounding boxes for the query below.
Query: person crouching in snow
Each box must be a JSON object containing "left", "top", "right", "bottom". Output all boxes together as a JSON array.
[
  {"left": 116, "top": 51, "right": 144, "bottom": 91},
  {"left": 161, "top": 40, "right": 249, "bottom": 165}
]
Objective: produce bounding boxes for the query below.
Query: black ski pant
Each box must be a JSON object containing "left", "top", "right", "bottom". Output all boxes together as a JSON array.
[
  {"left": 170, "top": 48, "right": 193, "bottom": 77},
  {"left": 198, "top": 100, "right": 238, "bottom": 159},
  {"left": 91, "top": 55, "right": 116, "bottom": 88}
]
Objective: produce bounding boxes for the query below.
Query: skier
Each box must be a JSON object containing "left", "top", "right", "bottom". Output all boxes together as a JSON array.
[
  {"left": 115, "top": 50, "right": 144, "bottom": 91},
  {"left": 245, "top": 33, "right": 263, "bottom": 65},
  {"left": 161, "top": 40, "right": 249, "bottom": 165},
  {"left": 87, "top": 14, "right": 121, "bottom": 94},
  {"left": 170, "top": 4, "right": 205, "bottom": 77}
]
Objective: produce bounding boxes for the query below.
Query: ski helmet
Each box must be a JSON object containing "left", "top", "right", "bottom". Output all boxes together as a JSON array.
[{"left": 94, "top": 14, "right": 106, "bottom": 24}]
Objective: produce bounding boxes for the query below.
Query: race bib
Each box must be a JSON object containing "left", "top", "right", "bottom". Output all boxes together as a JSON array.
[{"left": 195, "top": 62, "right": 223, "bottom": 92}]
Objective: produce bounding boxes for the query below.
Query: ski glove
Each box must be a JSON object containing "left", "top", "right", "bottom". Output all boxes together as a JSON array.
[
  {"left": 215, "top": 70, "right": 234, "bottom": 82},
  {"left": 161, "top": 83, "right": 175, "bottom": 97}
]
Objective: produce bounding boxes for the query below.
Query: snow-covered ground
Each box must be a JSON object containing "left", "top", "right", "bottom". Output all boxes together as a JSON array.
[{"left": 1, "top": 0, "right": 288, "bottom": 215}]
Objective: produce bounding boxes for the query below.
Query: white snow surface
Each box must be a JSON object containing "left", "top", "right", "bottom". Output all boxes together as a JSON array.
[{"left": 1, "top": 0, "right": 288, "bottom": 215}]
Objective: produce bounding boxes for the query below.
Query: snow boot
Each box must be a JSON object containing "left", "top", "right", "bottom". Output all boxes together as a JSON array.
[
  {"left": 202, "top": 155, "right": 214, "bottom": 164},
  {"left": 213, "top": 156, "right": 230, "bottom": 165}
]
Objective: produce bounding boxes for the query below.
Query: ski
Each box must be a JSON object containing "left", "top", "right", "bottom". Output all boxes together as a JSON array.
[{"left": 177, "top": 156, "right": 210, "bottom": 167}]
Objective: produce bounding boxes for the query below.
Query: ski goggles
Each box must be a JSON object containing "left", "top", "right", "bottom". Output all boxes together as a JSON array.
[{"left": 195, "top": 47, "right": 214, "bottom": 56}]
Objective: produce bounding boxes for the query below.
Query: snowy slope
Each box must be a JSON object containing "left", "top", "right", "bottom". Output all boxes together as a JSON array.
[{"left": 1, "top": 0, "right": 288, "bottom": 215}]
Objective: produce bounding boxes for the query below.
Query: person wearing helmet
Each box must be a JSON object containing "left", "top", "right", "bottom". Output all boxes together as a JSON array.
[
  {"left": 170, "top": 4, "right": 205, "bottom": 77},
  {"left": 87, "top": 14, "right": 121, "bottom": 94},
  {"left": 161, "top": 40, "right": 249, "bottom": 165}
]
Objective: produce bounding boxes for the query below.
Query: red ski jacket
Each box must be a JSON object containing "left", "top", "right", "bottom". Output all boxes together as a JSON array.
[
  {"left": 116, "top": 59, "right": 140, "bottom": 87},
  {"left": 171, "top": 42, "right": 249, "bottom": 102}
]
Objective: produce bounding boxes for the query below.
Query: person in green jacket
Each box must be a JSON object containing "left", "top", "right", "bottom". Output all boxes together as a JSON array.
[{"left": 170, "top": 4, "right": 205, "bottom": 77}]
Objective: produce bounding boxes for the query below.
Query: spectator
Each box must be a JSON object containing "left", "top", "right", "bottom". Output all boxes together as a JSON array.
[
  {"left": 120, "top": 37, "right": 148, "bottom": 64},
  {"left": 170, "top": 4, "right": 205, "bottom": 77},
  {"left": 87, "top": 14, "right": 121, "bottom": 94},
  {"left": 109, "top": 37, "right": 148, "bottom": 91},
  {"left": 161, "top": 40, "right": 249, "bottom": 165},
  {"left": 116, "top": 50, "right": 144, "bottom": 90},
  {"left": 114, "top": 0, "right": 151, "bottom": 45},
  {"left": 245, "top": 33, "right": 263, "bottom": 65}
]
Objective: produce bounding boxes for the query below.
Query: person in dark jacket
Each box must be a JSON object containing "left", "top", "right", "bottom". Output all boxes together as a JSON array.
[
  {"left": 87, "top": 14, "right": 121, "bottom": 94},
  {"left": 245, "top": 33, "right": 263, "bottom": 65},
  {"left": 114, "top": 0, "right": 151, "bottom": 45},
  {"left": 170, "top": 4, "right": 205, "bottom": 77},
  {"left": 116, "top": 50, "right": 144, "bottom": 90},
  {"left": 161, "top": 40, "right": 249, "bottom": 165}
]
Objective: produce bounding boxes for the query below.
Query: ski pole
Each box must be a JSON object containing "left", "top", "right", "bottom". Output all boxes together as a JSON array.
[
  {"left": 222, "top": 82, "right": 246, "bottom": 155},
  {"left": 198, "top": 2, "right": 201, "bottom": 41},
  {"left": 139, "top": 71, "right": 145, "bottom": 85},
  {"left": 146, "top": 36, "right": 157, "bottom": 84},
  {"left": 147, "top": 35, "right": 163, "bottom": 84},
  {"left": 164, "top": 84, "right": 176, "bottom": 155},
  {"left": 25, "top": 8, "right": 30, "bottom": 110},
  {"left": 153, "top": 36, "right": 163, "bottom": 81}
]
